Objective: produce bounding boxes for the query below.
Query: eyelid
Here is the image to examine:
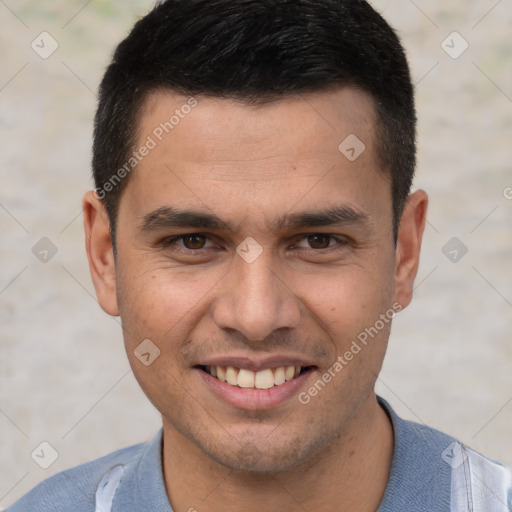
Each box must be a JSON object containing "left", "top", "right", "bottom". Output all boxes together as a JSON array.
[
  {"left": 161, "top": 233, "right": 216, "bottom": 249},
  {"left": 293, "top": 234, "right": 350, "bottom": 250}
]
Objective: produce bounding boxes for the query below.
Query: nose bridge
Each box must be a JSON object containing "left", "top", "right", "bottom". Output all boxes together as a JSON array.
[
  {"left": 239, "top": 255, "right": 279, "bottom": 309},
  {"left": 212, "top": 251, "right": 300, "bottom": 341}
]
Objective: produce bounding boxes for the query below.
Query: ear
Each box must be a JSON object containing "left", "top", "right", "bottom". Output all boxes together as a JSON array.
[
  {"left": 393, "top": 190, "right": 428, "bottom": 310},
  {"left": 83, "top": 191, "right": 119, "bottom": 316}
]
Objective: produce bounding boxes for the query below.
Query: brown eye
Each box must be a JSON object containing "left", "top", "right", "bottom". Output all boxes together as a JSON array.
[
  {"left": 160, "top": 233, "right": 216, "bottom": 252},
  {"left": 182, "top": 234, "right": 207, "bottom": 249},
  {"left": 307, "top": 234, "right": 333, "bottom": 249}
]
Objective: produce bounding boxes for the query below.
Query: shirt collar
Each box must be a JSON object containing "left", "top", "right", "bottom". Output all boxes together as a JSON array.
[{"left": 112, "top": 428, "right": 173, "bottom": 512}]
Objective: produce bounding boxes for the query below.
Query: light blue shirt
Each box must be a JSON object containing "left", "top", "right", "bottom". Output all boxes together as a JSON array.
[{"left": 7, "top": 397, "right": 512, "bottom": 511}]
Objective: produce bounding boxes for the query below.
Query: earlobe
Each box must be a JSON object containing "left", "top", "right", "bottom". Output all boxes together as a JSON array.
[
  {"left": 393, "top": 190, "right": 428, "bottom": 310},
  {"left": 83, "top": 191, "right": 119, "bottom": 316}
]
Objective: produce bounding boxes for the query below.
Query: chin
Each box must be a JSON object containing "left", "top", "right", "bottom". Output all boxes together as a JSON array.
[
  {"left": 201, "top": 428, "right": 330, "bottom": 474},
  {"left": 212, "top": 446, "right": 304, "bottom": 474}
]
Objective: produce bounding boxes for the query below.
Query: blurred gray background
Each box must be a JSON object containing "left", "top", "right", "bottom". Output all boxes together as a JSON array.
[{"left": 1, "top": 0, "right": 511, "bottom": 507}]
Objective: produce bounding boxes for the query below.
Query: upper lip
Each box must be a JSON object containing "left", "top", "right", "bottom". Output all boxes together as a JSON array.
[{"left": 196, "top": 355, "right": 316, "bottom": 372}]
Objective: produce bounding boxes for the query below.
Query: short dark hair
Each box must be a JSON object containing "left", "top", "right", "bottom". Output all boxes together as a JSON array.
[{"left": 93, "top": 0, "right": 416, "bottom": 246}]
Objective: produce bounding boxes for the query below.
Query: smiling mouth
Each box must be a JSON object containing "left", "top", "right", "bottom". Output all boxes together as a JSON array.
[{"left": 197, "top": 365, "right": 315, "bottom": 390}]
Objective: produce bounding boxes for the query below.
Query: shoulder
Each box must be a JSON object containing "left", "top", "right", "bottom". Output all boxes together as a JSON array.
[
  {"left": 378, "top": 395, "right": 460, "bottom": 464},
  {"left": 377, "top": 396, "right": 512, "bottom": 512},
  {"left": 5, "top": 441, "right": 148, "bottom": 512}
]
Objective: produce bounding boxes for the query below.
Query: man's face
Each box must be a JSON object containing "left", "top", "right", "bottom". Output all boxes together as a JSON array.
[{"left": 89, "top": 87, "right": 418, "bottom": 472}]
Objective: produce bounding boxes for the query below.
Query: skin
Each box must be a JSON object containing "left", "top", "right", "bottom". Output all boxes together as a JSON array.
[{"left": 83, "top": 86, "right": 427, "bottom": 512}]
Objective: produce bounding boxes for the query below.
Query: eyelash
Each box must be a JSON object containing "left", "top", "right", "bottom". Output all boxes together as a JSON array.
[{"left": 160, "top": 233, "right": 350, "bottom": 252}]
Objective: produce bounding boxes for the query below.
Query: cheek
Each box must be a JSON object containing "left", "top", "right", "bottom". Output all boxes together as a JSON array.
[
  {"left": 292, "top": 259, "right": 395, "bottom": 339},
  {"left": 116, "top": 256, "right": 225, "bottom": 349},
  {"left": 115, "top": 261, "right": 219, "bottom": 411}
]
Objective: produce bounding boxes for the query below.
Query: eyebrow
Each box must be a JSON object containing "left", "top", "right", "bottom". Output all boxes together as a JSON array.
[
  {"left": 271, "top": 206, "right": 370, "bottom": 232},
  {"left": 139, "top": 205, "right": 370, "bottom": 233}
]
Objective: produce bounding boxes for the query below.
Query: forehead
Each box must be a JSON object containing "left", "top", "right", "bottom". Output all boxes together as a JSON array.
[
  {"left": 120, "top": 86, "right": 390, "bottom": 230},
  {"left": 138, "top": 86, "right": 377, "bottom": 163}
]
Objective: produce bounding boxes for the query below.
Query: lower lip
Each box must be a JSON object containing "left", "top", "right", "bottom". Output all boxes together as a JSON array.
[{"left": 197, "top": 368, "right": 315, "bottom": 411}]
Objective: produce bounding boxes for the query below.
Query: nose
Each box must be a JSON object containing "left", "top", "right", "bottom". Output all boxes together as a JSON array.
[{"left": 212, "top": 253, "right": 301, "bottom": 342}]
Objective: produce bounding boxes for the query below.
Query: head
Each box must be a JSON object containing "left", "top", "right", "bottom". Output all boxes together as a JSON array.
[{"left": 84, "top": 0, "right": 427, "bottom": 473}]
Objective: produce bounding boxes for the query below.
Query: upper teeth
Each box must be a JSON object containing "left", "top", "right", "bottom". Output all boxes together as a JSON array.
[{"left": 207, "top": 365, "right": 302, "bottom": 389}]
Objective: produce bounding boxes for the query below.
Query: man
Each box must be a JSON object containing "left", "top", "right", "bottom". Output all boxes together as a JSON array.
[{"left": 7, "top": 0, "right": 511, "bottom": 511}]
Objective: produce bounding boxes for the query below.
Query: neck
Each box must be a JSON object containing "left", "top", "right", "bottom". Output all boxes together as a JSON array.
[{"left": 162, "top": 394, "right": 394, "bottom": 512}]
